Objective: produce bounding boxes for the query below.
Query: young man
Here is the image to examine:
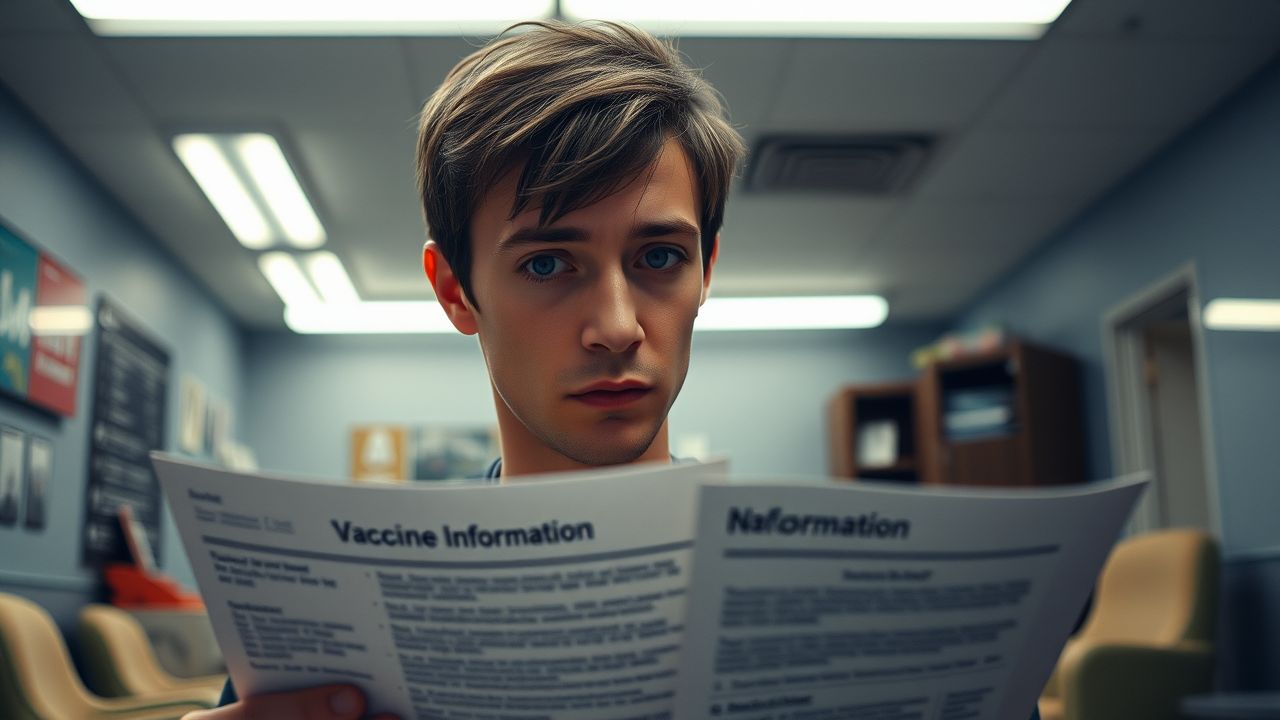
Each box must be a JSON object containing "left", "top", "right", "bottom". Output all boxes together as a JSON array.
[
  {"left": 194, "top": 20, "right": 744, "bottom": 719},
  {"left": 195, "top": 21, "right": 1042, "bottom": 720}
]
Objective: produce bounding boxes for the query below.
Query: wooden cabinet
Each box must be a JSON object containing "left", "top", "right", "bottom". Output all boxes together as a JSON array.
[
  {"left": 826, "top": 380, "right": 927, "bottom": 482},
  {"left": 828, "top": 341, "right": 1085, "bottom": 487}
]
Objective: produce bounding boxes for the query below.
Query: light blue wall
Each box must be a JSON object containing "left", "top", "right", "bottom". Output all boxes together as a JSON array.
[
  {"left": 0, "top": 85, "right": 246, "bottom": 626},
  {"left": 242, "top": 325, "right": 942, "bottom": 481},
  {"left": 953, "top": 56, "right": 1280, "bottom": 688}
]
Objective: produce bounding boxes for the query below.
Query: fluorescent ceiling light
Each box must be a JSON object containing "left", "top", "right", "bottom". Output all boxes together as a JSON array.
[
  {"left": 696, "top": 295, "right": 888, "bottom": 330},
  {"left": 564, "top": 0, "right": 1072, "bottom": 38},
  {"left": 1204, "top": 298, "right": 1280, "bottom": 331},
  {"left": 28, "top": 306, "right": 94, "bottom": 336},
  {"left": 69, "top": 0, "right": 555, "bottom": 36},
  {"left": 259, "top": 252, "right": 321, "bottom": 307},
  {"left": 175, "top": 133, "right": 325, "bottom": 250},
  {"left": 282, "top": 295, "right": 888, "bottom": 334},
  {"left": 304, "top": 252, "right": 361, "bottom": 304},
  {"left": 236, "top": 135, "right": 325, "bottom": 249},
  {"left": 174, "top": 135, "right": 272, "bottom": 249}
]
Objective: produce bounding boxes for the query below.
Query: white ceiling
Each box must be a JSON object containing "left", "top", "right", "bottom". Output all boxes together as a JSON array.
[{"left": 1, "top": 0, "right": 1277, "bottom": 328}]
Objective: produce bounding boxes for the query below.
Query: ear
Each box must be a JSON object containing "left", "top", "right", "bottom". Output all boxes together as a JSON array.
[
  {"left": 423, "top": 240, "right": 479, "bottom": 336},
  {"left": 699, "top": 233, "right": 719, "bottom": 306}
]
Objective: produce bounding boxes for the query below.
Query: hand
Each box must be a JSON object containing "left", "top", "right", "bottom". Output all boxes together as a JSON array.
[{"left": 181, "top": 683, "right": 399, "bottom": 720}]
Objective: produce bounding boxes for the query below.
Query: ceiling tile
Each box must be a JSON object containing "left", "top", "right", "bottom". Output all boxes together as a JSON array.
[
  {"left": 913, "top": 127, "right": 1174, "bottom": 201},
  {"left": 104, "top": 38, "right": 419, "bottom": 132},
  {"left": 675, "top": 38, "right": 792, "bottom": 130},
  {"left": 766, "top": 39, "right": 1030, "bottom": 132},
  {"left": 0, "top": 33, "right": 149, "bottom": 130},
  {"left": 1056, "top": 0, "right": 1280, "bottom": 40},
  {"left": 721, "top": 193, "right": 901, "bottom": 259},
  {"left": 401, "top": 36, "right": 511, "bottom": 104},
  {"left": 863, "top": 199, "right": 1077, "bottom": 268},
  {"left": 0, "top": 0, "right": 85, "bottom": 32},
  {"left": 982, "top": 35, "right": 1279, "bottom": 129}
]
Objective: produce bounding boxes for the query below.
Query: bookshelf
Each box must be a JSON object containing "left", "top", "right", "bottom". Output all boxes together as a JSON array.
[
  {"left": 826, "top": 380, "right": 926, "bottom": 482},
  {"left": 827, "top": 341, "right": 1085, "bottom": 487}
]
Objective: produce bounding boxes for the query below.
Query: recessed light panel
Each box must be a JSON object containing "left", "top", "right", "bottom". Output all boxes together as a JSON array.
[
  {"left": 564, "top": 0, "right": 1072, "bottom": 38},
  {"left": 69, "top": 0, "right": 555, "bottom": 36}
]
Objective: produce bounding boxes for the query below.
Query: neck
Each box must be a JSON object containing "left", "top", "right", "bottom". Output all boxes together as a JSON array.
[{"left": 491, "top": 388, "right": 672, "bottom": 481}]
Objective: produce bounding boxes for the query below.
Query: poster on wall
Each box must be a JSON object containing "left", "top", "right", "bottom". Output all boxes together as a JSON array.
[
  {"left": 350, "top": 425, "right": 408, "bottom": 482},
  {"left": 0, "top": 220, "right": 85, "bottom": 416},
  {"left": 81, "top": 298, "right": 170, "bottom": 566},
  {"left": 0, "top": 426, "right": 25, "bottom": 526},
  {"left": 412, "top": 425, "right": 499, "bottom": 480},
  {"left": 0, "top": 225, "right": 37, "bottom": 399},
  {"left": 29, "top": 253, "right": 86, "bottom": 416}
]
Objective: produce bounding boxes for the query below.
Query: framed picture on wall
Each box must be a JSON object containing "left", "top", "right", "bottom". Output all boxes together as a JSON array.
[
  {"left": 412, "top": 424, "right": 500, "bottom": 481},
  {"left": 0, "top": 426, "right": 26, "bottom": 526},
  {"left": 24, "top": 435, "right": 51, "bottom": 531}
]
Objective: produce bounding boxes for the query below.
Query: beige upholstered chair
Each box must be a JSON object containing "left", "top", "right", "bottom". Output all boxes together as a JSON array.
[
  {"left": 1039, "top": 528, "right": 1219, "bottom": 720},
  {"left": 78, "top": 604, "right": 224, "bottom": 703},
  {"left": 0, "top": 592, "right": 215, "bottom": 720}
]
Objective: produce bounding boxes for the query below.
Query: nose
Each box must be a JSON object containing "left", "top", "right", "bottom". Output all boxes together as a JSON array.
[{"left": 581, "top": 269, "right": 644, "bottom": 353}]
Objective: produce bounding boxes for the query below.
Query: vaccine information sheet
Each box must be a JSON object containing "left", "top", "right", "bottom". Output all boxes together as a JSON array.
[{"left": 153, "top": 455, "right": 1144, "bottom": 720}]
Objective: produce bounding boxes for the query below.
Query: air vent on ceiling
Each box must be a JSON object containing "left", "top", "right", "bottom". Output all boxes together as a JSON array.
[{"left": 748, "top": 134, "right": 933, "bottom": 193}]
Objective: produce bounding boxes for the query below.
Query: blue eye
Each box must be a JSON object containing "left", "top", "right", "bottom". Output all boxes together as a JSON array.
[
  {"left": 642, "top": 247, "right": 683, "bottom": 270},
  {"left": 522, "top": 254, "right": 569, "bottom": 281}
]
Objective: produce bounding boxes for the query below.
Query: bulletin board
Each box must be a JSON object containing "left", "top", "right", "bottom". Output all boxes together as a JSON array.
[{"left": 81, "top": 298, "right": 170, "bottom": 566}]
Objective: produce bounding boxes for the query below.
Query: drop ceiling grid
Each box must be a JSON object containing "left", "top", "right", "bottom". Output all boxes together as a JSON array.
[{"left": 55, "top": 127, "right": 286, "bottom": 326}]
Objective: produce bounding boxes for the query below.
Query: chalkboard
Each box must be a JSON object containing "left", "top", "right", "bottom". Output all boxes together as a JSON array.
[{"left": 81, "top": 298, "right": 170, "bottom": 566}]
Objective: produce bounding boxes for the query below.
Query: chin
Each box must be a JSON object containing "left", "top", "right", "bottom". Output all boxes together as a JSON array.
[{"left": 550, "top": 423, "right": 663, "bottom": 467}]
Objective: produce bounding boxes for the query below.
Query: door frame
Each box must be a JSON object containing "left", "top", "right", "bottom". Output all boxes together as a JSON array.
[{"left": 1101, "top": 263, "right": 1221, "bottom": 537}]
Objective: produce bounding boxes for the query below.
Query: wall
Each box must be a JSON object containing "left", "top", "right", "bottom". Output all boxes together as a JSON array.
[
  {"left": 243, "top": 324, "right": 941, "bottom": 481},
  {"left": 953, "top": 57, "right": 1280, "bottom": 689},
  {"left": 0, "top": 84, "right": 246, "bottom": 628}
]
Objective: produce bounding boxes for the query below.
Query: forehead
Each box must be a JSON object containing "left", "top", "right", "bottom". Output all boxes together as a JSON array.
[{"left": 471, "top": 138, "right": 701, "bottom": 245}]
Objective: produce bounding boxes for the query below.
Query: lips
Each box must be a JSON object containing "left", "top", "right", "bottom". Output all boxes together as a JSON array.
[{"left": 569, "top": 380, "right": 652, "bottom": 408}]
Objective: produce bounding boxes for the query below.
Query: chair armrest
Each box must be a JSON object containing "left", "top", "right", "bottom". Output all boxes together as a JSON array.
[
  {"left": 1058, "top": 640, "right": 1215, "bottom": 720},
  {"left": 89, "top": 685, "right": 220, "bottom": 714}
]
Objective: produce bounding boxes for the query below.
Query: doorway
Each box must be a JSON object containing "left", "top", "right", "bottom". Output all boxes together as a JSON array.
[{"left": 1103, "top": 265, "right": 1220, "bottom": 536}]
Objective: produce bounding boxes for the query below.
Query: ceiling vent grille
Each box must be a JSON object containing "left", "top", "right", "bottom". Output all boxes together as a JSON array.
[{"left": 748, "top": 134, "right": 933, "bottom": 193}]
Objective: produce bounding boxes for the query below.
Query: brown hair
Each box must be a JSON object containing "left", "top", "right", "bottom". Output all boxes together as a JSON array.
[{"left": 416, "top": 20, "right": 745, "bottom": 307}]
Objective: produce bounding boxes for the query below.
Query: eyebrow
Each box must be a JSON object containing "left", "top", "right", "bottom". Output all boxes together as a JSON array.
[{"left": 496, "top": 218, "right": 700, "bottom": 254}]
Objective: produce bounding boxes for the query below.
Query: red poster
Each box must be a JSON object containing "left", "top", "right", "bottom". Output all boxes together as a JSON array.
[{"left": 28, "top": 254, "right": 85, "bottom": 416}]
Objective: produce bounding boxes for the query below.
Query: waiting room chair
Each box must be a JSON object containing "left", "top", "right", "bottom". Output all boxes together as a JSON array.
[
  {"left": 1038, "top": 528, "right": 1219, "bottom": 720},
  {"left": 78, "top": 603, "right": 224, "bottom": 703},
  {"left": 0, "top": 592, "right": 215, "bottom": 720}
]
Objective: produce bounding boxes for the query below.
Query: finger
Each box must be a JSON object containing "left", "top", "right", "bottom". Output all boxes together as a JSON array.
[{"left": 180, "top": 684, "right": 366, "bottom": 720}]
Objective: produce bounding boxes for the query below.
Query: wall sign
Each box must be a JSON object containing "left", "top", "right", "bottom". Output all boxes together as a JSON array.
[{"left": 82, "top": 298, "right": 170, "bottom": 566}]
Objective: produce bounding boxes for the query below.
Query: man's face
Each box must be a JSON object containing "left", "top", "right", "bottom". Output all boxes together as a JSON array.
[{"left": 464, "top": 138, "right": 714, "bottom": 468}]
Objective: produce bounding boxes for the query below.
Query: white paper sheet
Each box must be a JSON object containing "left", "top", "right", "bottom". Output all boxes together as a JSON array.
[
  {"left": 675, "top": 476, "right": 1146, "bottom": 720},
  {"left": 155, "top": 454, "right": 1144, "bottom": 720}
]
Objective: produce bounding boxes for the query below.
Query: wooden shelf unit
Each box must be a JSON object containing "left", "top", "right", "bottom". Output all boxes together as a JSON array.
[
  {"left": 826, "top": 380, "right": 927, "bottom": 482},
  {"left": 919, "top": 341, "right": 1085, "bottom": 487},
  {"left": 827, "top": 341, "right": 1086, "bottom": 487}
]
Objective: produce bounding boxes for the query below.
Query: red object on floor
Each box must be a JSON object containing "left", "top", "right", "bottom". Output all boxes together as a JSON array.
[{"left": 103, "top": 564, "right": 204, "bottom": 610}]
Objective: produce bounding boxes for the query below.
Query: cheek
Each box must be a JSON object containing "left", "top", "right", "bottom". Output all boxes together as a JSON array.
[{"left": 478, "top": 304, "right": 557, "bottom": 387}]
